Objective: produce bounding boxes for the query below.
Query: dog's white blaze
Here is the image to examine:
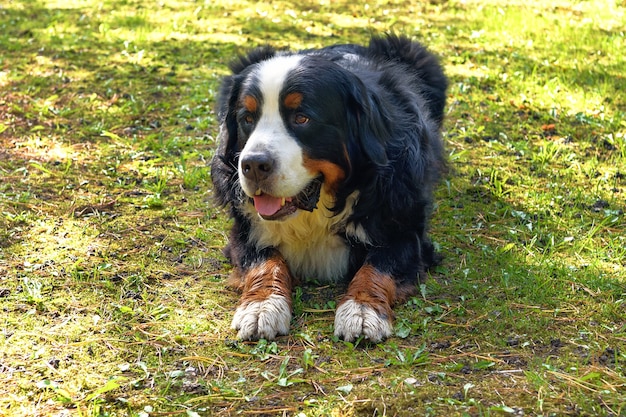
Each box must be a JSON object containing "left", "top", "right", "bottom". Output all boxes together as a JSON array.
[
  {"left": 256, "top": 55, "right": 301, "bottom": 120},
  {"left": 248, "top": 191, "right": 361, "bottom": 282},
  {"left": 334, "top": 299, "right": 393, "bottom": 343},
  {"left": 239, "top": 55, "right": 314, "bottom": 198},
  {"left": 231, "top": 294, "right": 291, "bottom": 340}
]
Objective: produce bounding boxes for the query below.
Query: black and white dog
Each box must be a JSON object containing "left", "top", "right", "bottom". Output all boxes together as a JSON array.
[{"left": 211, "top": 35, "right": 447, "bottom": 342}]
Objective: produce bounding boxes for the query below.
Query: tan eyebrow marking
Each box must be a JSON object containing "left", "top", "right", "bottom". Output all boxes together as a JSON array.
[
  {"left": 283, "top": 92, "right": 303, "bottom": 109},
  {"left": 242, "top": 95, "right": 258, "bottom": 112}
]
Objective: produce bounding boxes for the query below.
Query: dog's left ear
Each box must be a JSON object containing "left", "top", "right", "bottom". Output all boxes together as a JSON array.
[{"left": 347, "top": 81, "right": 390, "bottom": 167}]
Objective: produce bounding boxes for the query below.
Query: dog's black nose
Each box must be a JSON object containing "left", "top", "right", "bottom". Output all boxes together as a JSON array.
[{"left": 241, "top": 152, "right": 275, "bottom": 182}]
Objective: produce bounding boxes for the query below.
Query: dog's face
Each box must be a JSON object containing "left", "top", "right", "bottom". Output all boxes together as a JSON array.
[
  {"left": 234, "top": 55, "right": 350, "bottom": 220},
  {"left": 221, "top": 53, "right": 388, "bottom": 221}
]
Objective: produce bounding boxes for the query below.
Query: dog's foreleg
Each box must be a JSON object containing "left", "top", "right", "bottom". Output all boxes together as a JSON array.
[{"left": 230, "top": 251, "right": 293, "bottom": 341}]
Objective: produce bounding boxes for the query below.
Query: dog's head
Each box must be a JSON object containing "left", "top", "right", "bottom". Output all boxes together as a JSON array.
[{"left": 216, "top": 50, "right": 391, "bottom": 221}]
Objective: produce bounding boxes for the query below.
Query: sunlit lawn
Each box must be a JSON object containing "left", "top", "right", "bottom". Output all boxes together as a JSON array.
[{"left": 0, "top": 0, "right": 624, "bottom": 416}]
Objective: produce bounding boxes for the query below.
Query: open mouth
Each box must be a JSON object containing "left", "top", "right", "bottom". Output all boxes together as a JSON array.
[{"left": 250, "top": 177, "right": 323, "bottom": 221}]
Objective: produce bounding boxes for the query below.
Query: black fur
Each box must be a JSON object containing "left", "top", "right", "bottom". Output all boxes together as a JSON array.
[{"left": 211, "top": 34, "right": 447, "bottom": 294}]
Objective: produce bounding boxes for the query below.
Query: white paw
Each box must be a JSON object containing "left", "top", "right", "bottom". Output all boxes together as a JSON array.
[
  {"left": 334, "top": 299, "right": 393, "bottom": 343},
  {"left": 231, "top": 294, "right": 291, "bottom": 340}
]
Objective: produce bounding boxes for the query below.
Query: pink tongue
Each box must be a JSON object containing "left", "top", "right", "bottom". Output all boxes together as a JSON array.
[{"left": 253, "top": 194, "right": 283, "bottom": 216}]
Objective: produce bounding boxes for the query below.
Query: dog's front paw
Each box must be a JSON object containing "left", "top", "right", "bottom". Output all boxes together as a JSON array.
[
  {"left": 334, "top": 299, "right": 393, "bottom": 343},
  {"left": 231, "top": 294, "right": 291, "bottom": 340}
]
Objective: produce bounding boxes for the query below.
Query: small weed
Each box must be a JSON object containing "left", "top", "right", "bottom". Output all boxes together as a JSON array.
[
  {"left": 22, "top": 277, "right": 44, "bottom": 307},
  {"left": 176, "top": 153, "right": 209, "bottom": 190},
  {"left": 142, "top": 168, "right": 170, "bottom": 208},
  {"left": 292, "top": 286, "right": 305, "bottom": 317},
  {"left": 36, "top": 380, "right": 73, "bottom": 404},
  {"left": 394, "top": 318, "right": 413, "bottom": 339},
  {"left": 249, "top": 339, "right": 279, "bottom": 361},
  {"left": 532, "top": 141, "right": 561, "bottom": 168},
  {"left": 301, "top": 348, "right": 318, "bottom": 371},
  {"left": 383, "top": 342, "right": 429, "bottom": 367},
  {"left": 488, "top": 167, "right": 510, "bottom": 198},
  {"left": 261, "top": 356, "right": 305, "bottom": 387}
]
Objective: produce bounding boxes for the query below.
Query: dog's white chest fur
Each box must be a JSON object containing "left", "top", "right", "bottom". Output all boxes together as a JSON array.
[{"left": 247, "top": 191, "right": 359, "bottom": 282}]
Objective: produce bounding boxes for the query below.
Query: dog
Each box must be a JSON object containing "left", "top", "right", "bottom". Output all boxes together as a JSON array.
[{"left": 211, "top": 35, "right": 447, "bottom": 342}]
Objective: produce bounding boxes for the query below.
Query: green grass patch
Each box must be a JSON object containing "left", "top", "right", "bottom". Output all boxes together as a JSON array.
[{"left": 1, "top": 0, "right": 624, "bottom": 415}]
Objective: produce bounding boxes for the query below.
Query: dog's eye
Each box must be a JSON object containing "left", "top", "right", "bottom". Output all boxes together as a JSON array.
[
  {"left": 242, "top": 113, "right": 255, "bottom": 125},
  {"left": 294, "top": 113, "right": 310, "bottom": 125}
]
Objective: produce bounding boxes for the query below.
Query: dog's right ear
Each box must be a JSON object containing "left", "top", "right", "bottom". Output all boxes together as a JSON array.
[
  {"left": 211, "top": 74, "right": 243, "bottom": 207},
  {"left": 216, "top": 74, "right": 243, "bottom": 164},
  {"left": 213, "top": 74, "right": 241, "bottom": 170}
]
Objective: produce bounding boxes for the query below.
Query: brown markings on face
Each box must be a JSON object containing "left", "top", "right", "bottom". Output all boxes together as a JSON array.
[
  {"left": 242, "top": 95, "right": 258, "bottom": 113},
  {"left": 303, "top": 156, "right": 346, "bottom": 194},
  {"left": 238, "top": 253, "right": 293, "bottom": 307},
  {"left": 340, "top": 264, "right": 397, "bottom": 319},
  {"left": 283, "top": 92, "right": 303, "bottom": 109}
]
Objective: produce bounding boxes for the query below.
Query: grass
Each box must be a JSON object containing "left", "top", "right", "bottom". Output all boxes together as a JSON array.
[{"left": 0, "top": 0, "right": 624, "bottom": 415}]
